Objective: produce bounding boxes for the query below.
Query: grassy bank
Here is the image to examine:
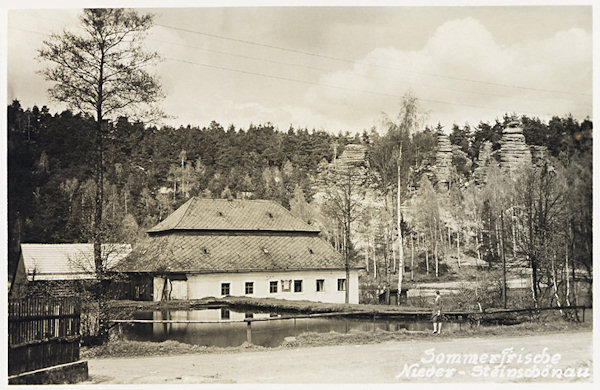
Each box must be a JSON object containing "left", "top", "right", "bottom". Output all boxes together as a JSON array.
[
  {"left": 108, "top": 296, "right": 431, "bottom": 315},
  {"left": 83, "top": 318, "right": 591, "bottom": 359},
  {"left": 108, "top": 297, "right": 589, "bottom": 326}
]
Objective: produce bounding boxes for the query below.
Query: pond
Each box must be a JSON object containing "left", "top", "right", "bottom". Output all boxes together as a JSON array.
[{"left": 114, "top": 308, "right": 465, "bottom": 348}]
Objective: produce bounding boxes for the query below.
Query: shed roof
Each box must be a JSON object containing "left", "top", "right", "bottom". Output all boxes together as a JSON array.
[
  {"left": 20, "top": 243, "right": 132, "bottom": 281},
  {"left": 116, "top": 234, "right": 350, "bottom": 273},
  {"left": 148, "top": 198, "right": 320, "bottom": 234}
]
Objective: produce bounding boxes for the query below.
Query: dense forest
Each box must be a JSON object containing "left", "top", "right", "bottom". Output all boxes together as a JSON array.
[{"left": 7, "top": 99, "right": 592, "bottom": 307}]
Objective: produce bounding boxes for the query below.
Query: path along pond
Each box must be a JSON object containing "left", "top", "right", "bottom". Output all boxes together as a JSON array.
[{"left": 114, "top": 307, "right": 467, "bottom": 348}]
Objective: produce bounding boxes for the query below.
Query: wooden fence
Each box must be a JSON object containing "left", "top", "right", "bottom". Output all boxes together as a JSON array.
[{"left": 8, "top": 297, "right": 81, "bottom": 376}]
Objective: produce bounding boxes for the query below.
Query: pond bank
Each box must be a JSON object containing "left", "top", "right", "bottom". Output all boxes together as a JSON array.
[
  {"left": 109, "top": 296, "right": 588, "bottom": 324},
  {"left": 84, "top": 319, "right": 591, "bottom": 359}
]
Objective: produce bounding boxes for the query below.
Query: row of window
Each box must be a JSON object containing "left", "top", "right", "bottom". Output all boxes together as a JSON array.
[{"left": 221, "top": 278, "right": 346, "bottom": 295}]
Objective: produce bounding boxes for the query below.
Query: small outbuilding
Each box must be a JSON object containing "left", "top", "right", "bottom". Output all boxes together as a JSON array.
[
  {"left": 10, "top": 243, "right": 132, "bottom": 298},
  {"left": 117, "top": 198, "right": 360, "bottom": 303}
]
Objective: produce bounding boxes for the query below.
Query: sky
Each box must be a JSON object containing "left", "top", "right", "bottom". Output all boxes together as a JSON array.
[{"left": 5, "top": 4, "right": 593, "bottom": 134}]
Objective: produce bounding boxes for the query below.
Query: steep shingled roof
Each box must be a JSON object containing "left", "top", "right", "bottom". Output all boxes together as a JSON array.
[
  {"left": 148, "top": 198, "right": 320, "bottom": 234},
  {"left": 116, "top": 234, "right": 348, "bottom": 273},
  {"left": 20, "top": 243, "right": 131, "bottom": 281}
]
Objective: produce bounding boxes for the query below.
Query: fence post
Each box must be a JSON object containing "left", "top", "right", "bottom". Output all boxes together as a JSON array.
[
  {"left": 582, "top": 307, "right": 585, "bottom": 323},
  {"left": 246, "top": 320, "right": 252, "bottom": 344}
]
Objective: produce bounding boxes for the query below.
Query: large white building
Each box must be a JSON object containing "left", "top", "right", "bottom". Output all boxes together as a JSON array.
[{"left": 117, "top": 198, "right": 360, "bottom": 304}]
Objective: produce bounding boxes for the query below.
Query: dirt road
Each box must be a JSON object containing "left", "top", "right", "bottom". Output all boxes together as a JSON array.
[{"left": 87, "top": 331, "right": 592, "bottom": 383}]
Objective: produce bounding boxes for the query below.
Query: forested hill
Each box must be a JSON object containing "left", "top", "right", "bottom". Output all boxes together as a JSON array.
[{"left": 7, "top": 99, "right": 592, "bottom": 268}]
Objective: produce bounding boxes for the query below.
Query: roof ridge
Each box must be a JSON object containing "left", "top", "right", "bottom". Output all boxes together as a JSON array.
[
  {"left": 20, "top": 242, "right": 129, "bottom": 246},
  {"left": 173, "top": 197, "right": 196, "bottom": 229},
  {"left": 267, "top": 201, "right": 318, "bottom": 231}
]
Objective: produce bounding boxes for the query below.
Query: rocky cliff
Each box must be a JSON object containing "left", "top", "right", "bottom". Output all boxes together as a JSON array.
[
  {"left": 338, "top": 144, "right": 368, "bottom": 168},
  {"left": 500, "top": 121, "right": 532, "bottom": 171},
  {"left": 473, "top": 141, "right": 495, "bottom": 184},
  {"left": 435, "top": 132, "right": 452, "bottom": 189}
]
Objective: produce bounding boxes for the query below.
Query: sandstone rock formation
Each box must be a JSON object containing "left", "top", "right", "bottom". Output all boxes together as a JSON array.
[
  {"left": 500, "top": 121, "right": 532, "bottom": 171},
  {"left": 338, "top": 144, "right": 368, "bottom": 167},
  {"left": 435, "top": 132, "right": 452, "bottom": 189},
  {"left": 335, "top": 144, "right": 368, "bottom": 167},
  {"left": 473, "top": 141, "right": 495, "bottom": 184}
]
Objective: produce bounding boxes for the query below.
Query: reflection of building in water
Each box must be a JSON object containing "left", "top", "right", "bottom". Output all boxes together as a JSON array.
[
  {"left": 151, "top": 309, "right": 274, "bottom": 337},
  {"left": 118, "top": 198, "right": 360, "bottom": 303},
  {"left": 138, "top": 311, "right": 463, "bottom": 347}
]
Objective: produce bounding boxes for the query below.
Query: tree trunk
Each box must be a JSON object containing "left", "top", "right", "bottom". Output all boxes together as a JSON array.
[
  {"left": 475, "top": 233, "right": 481, "bottom": 262},
  {"left": 456, "top": 231, "right": 460, "bottom": 268},
  {"left": 396, "top": 159, "right": 403, "bottom": 305},
  {"left": 528, "top": 203, "right": 538, "bottom": 307},
  {"left": 434, "top": 233, "right": 439, "bottom": 278},
  {"left": 495, "top": 220, "right": 501, "bottom": 262},
  {"left": 344, "top": 219, "right": 351, "bottom": 304},
  {"left": 500, "top": 211, "right": 507, "bottom": 309},
  {"left": 94, "top": 117, "right": 103, "bottom": 276},
  {"left": 511, "top": 210, "right": 517, "bottom": 261},
  {"left": 391, "top": 227, "right": 397, "bottom": 276},
  {"left": 373, "top": 237, "right": 377, "bottom": 279},
  {"left": 365, "top": 241, "right": 369, "bottom": 273},
  {"left": 551, "top": 253, "right": 564, "bottom": 317},
  {"left": 425, "top": 246, "right": 429, "bottom": 275},
  {"left": 410, "top": 232, "right": 414, "bottom": 281},
  {"left": 565, "top": 239, "right": 571, "bottom": 307}
]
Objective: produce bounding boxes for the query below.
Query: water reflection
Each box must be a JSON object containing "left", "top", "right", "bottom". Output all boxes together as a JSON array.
[{"left": 119, "top": 308, "right": 463, "bottom": 348}]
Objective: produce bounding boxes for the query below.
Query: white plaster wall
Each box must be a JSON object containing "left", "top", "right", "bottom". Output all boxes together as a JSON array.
[
  {"left": 154, "top": 276, "right": 164, "bottom": 301},
  {"left": 175, "top": 270, "right": 360, "bottom": 304}
]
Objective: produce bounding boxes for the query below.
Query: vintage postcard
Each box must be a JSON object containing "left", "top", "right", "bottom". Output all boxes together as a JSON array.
[{"left": 2, "top": 0, "right": 595, "bottom": 386}]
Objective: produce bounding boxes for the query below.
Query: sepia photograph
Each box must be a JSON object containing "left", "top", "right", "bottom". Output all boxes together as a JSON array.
[{"left": 2, "top": 0, "right": 595, "bottom": 385}]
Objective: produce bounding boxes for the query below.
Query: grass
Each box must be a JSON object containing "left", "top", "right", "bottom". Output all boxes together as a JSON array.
[
  {"left": 82, "top": 318, "right": 591, "bottom": 359},
  {"left": 81, "top": 339, "right": 265, "bottom": 359},
  {"left": 108, "top": 296, "right": 433, "bottom": 318}
]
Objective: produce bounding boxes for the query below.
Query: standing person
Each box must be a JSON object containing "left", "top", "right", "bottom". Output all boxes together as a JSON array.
[{"left": 432, "top": 290, "right": 443, "bottom": 334}]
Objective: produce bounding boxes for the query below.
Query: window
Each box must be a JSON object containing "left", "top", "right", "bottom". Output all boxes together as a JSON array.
[
  {"left": 337, "top": 278, "right": 346, "bottom": 291},
  {"left": 221, "top": 308, "right": 230, "bottom": 319},
  {"left": 294, "top": 280, "right": 303, "bottom": 293},
  {"left": 245, "top": 313, "right": 254, "bottom": 319},
  {"left": 316, "top": 279, "right": 324, "bottom": 292},
  {"left": 221, "top": 283, "right": 230, "bottom": 296},
  {"left": 270, "top": 281, "right": 278, "bottom": 293},
  {"left": 245, "top": 282, "right": 254, "bottom": 294},
  {"left": 281, "top": 280, "right": 292, "bottom": 292}
]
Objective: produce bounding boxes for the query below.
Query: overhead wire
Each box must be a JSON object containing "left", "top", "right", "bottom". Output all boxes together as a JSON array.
[
  {"left": 9, "top": 24, "right": 592, "bottom": 119},
  {"left": 165, "top": 56, "right": 587, "bottom": 118},
  {"left": 10, "top": 14, "right": 592, "bottom": 98},
  {"left": 156, "top": 23, "right": 592, "bottom": 98},
  {"left": 149, "top": 37, "right": 584, "bottom": 104}
]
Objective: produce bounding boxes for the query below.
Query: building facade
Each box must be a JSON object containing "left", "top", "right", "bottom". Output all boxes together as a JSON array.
[{"left": 118, "top": 198, "right": 359, "bottom": 304}]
